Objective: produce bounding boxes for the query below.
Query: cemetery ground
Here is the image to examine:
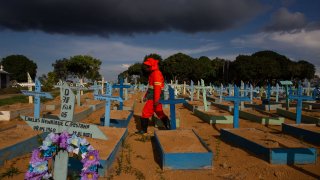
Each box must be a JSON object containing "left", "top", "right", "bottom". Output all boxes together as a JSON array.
[{"left": 0, "top": 91, "right": 319, "bottom": 180}]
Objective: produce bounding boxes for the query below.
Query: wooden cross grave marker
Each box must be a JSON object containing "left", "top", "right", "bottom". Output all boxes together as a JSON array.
[
  {"left": 223, "top": 85, "right": 250, "bottom": 128},
  {"left": 21, "top": 78, "right": 53, "bottom": 119},
  {"left": 89, "top": 81, "right": 102, "bottom": 95},
  {"left": 159, "top": 86, "right": 186, "bottom": 130},
  {"left": 95, "top": 82, "right": 123, "bottom": 126},
  {"left": 112, "top": 78, "right": 131, "bottom": 110},
  {"left": 288, "top": 84, "right": 315, "bottom": 124}
]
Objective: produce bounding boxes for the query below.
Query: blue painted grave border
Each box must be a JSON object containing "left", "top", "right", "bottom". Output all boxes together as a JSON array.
[
  {"left": 220, "top": 128, "right": 317, "bottom": 164},
  {"left": 0, "top": 130, "right": 48, "bottom": 166},
  {"left": 282, "top": 123, "right": 320, "bottom": 146},
  {"left": 154, "top": 129, "right": 213, "bottom": 170}
]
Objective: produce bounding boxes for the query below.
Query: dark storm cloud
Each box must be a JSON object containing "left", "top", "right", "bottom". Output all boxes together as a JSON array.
[
  {"left": 264, "top": 8, "right": 307, "bottom": 32},
  {"left": 0, "top": 0, "right": 266, "bottom": 36}
]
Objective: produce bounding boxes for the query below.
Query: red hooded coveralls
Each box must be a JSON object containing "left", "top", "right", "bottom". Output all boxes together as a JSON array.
[{"left": 141, "top": 58, "right": 167, "bottom": 119}]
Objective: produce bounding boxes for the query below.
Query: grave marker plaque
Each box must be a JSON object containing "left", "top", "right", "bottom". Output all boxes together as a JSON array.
[{"left": 60, "top": 83, "right": 75, "bottom": 121}]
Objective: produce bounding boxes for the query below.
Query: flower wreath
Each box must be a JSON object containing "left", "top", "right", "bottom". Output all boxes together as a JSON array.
[{"left": 25, "top": 131, "right": 100, "bottom": 180}]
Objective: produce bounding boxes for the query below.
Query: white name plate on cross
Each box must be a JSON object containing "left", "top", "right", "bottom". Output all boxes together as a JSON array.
[{"left": 20, "top": 115, "right": 108, "bottom": 140}]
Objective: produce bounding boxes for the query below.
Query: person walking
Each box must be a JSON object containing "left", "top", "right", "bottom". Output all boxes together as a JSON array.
[{"left": 138, "top": 57, "right": 170, "bottom": 134}]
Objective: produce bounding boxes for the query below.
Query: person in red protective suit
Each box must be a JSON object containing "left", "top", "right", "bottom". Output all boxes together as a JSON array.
[{"left": 138, "top": 57, "right": 170, "bottom": 134}]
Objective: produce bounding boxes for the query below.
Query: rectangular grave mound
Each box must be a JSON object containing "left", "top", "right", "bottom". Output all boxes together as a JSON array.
[
  {"left": 0, "top": 125, "right": 48, "bottom": 165},
  {"left": 183, "top": 100, "right": 205, "bottom": 112},
  {"left": 282, "top": 123, "right": 320, "bottom": 146},
  {"left": 67, "top": 127, "right": 127, "bottom": 177},
  {"left": 152, "top": 108, "right": 182, "bottom": 128},
  {"left": 0, "top": 103, "right": 45, "bottom": 121},
  {"left": 193, "top": 107, "right": 233, "bottom": 124},
  {"left": 276, "top": 108, "right": 320, "bottom": 124},
  {"left": 210, "top": 102, "right": 234, "bottom": 112},
  {"left": 221, "top": 128, "right": 317, "bottom": 164},
  {"left": 154, "top": 129, "right": 212, "bottom": 170},
  {"left": 100, "top": 110, "right": 133, "bottom": 128},
  {"left": 239, "top": 109, "right": 284, "bottom": 125}
]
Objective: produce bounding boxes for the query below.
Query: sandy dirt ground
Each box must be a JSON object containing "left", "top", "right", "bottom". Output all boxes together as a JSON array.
[{"left": 0, "top": 92, "right": 319, "bottom": 180}]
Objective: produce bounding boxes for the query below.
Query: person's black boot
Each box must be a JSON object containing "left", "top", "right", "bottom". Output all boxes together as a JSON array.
[
  {"left": 161, "top": 116, "right": 171, "bottom": 130},
  {"left": 136, "top": 118, "right": 149, "bottom": 134}
]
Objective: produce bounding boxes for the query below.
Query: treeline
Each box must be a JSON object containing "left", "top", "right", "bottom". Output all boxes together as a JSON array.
[
  {"left": 119, "top": 50, "right": 316, "bottom": 86},
  {"left": 1, "top": 55, "right": 102, "bottom": 91}
]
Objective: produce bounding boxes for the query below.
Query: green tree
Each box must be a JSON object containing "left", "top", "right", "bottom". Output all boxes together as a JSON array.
[
  {"left": 67, "top": 55, "right": 102, "bottom": 81},
  {"left": 162, "top": 53, "right": 194, "bottom": 82},
  {"left": 192, "top": 56, "right": 212, "bottom": 83},
  {"left": 52, "top": 58, "right": 69, "bottom": 80},
  {"left": 39, "top": 72, "right": 57, "bottom": 91},
  {"left": 211, "top": 58, "right": 227, "bottom": 84},
  {"left": 52, "top": 55, "right": 102, "bottom": 81},
  {"left": 295, "top": 60, "right": 315, "bottom": 80},
  {"left": 252, "top": 50, "right": 292, "bottom": 80},
  {"left": 1, "top": 55, "right": 37, "bottom": 82}
]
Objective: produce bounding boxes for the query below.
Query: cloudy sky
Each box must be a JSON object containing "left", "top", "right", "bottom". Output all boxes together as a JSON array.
[{"left": 0, "top": 0, "right": 319, "bottom": 81}]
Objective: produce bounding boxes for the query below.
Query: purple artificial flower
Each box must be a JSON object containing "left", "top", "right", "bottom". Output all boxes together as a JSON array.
[
  {"left": 30, "top": 149, "right": 44, "bottom": 164},
  {"left": 59, "top": 131, "right": 70, "bottom": 149},
  {"left": 48, "top": 132, "right": 59, "bottom": 143},
  {"left": 80, "top": 170, "right": 99, "bottom": 180},
  {"left": 81, "top": 150, "right": 100, "bottom": 169},
  {"left": 27, "top": 173, "right": 46, "bottom": 180},
  {"left": 25, "top": 170, "right": 36, "bottom": 179}
]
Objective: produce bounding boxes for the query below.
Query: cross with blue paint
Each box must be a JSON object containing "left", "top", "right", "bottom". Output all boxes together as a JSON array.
[
  {"left": 159, "top": 86, "right": 186, "bottom": 130},
  {"left": 288, "top": 83, "right": 315, "bottom": 124},
  {"left": 21, "top": 79, "right": 53, "bottom": 119},
  {"left": 266, "top": 83, "right": 271, "bottom": 111},
  {"left": 89, "top": 81, "right": 102, "bottom": 95},
  {"left": 95, "top": 82, "right": 123, "bottom": 126},
  {"left": 112, "top": 77, "right": 131, "bottom": 110},
  {"left": 223, "top": 85, "right": 250, "bottom": 128}
]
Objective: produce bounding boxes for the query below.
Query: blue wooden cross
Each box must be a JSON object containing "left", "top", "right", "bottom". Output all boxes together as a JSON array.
[
  {"left": 112, "top": 78, "right": 131, "bottom": 110},
  {"left": 223, "top": 85, "right": 250, "bottom": 128},
  {"left": 288, "top": 84, "right": 315, "bottom": 124},
  {"left": 89, "top": 81, "right": 102, "bottom": 95},
  {"left": 21, "top": 79, "right": 53, "bottom": 119},
  {"left": 266, "top": 83, "right": 271, "bottom": 111},
  {"left": 159, "top": 86, "right": 186, "bottom": 130},
  {"left": 95, "top": 82, "right": 123, "bottom": 126}
]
